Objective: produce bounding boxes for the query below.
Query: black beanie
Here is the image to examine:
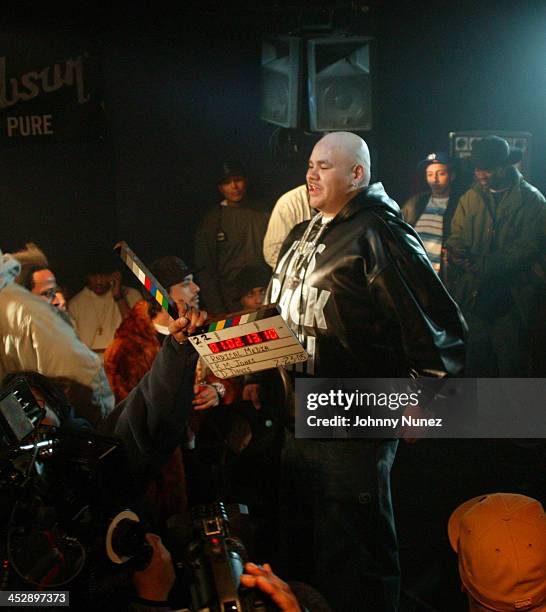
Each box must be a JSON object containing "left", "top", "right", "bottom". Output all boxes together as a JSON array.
[
  {"left": 148, "top": 256, "right": 192, "bottom": 290},
  {"left": 233, "top": 265, "right": 270, "bottom": 299},
  {"left": 470, "top": 136, "right": 523, "bottom": 170}
]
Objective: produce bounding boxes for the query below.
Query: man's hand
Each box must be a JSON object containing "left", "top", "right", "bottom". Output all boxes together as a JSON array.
[
  {"left": 133, "top": 533, "right": 175, "bottom": 602},
  {"left": 397, "top": 403, "right": 433, "bottom": 443},
  {"left": 53, "top": 291, "right": 67, "bottom": 311},
  {"left": 168, "top": 308, "right": 208, "bottom": 344},
  {"left": 240, "top": 562, "right": 301, "bottom": 612},
  {"left": 192, "top": 383, "right": 220, "bottom": 410},
  {"left": 242, "top": 383, "right": 262, "bottom": 410},
  {"left": 110, "top": 270, "right": 123, "bottom": 298},
  {"left": 448, "top": 247, "right": 478, "bottom": 273}
]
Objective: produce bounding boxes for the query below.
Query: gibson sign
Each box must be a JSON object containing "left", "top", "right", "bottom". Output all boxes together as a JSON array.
[{"left": 0, "top": 50, "right": 102, "bottom": 143}]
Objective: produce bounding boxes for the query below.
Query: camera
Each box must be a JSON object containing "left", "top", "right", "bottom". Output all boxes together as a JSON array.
[
  {"left": 0, "top": 377, "right": 279, "bottom": 611},
  {"left": 0, "top": 375, "right": 44, "bottom": 454},
  {"left": 184, "top": 502, "right": 278, "bottom": 612},
  {"left": 0, "top": 376, "right": 135, "bottom": 605},
  {"left": 107, "top": 502, "right": 279, "bottom": 612}
]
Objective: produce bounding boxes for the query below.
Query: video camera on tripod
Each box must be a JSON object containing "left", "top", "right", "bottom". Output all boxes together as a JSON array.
[{"left": 0, "top": 375, "right": 131, "bottom": 598}]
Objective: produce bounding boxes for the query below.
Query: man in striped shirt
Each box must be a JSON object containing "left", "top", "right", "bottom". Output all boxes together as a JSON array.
[{"left": 402, "top": 152, "right": 459, "bottom": 282}]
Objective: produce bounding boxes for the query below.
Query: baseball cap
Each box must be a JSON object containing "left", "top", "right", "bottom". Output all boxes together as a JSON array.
[
  {"left": 148, "top": 256, "right": 192, "bottom": 291},
  {"left": 418, "top": 151, "right": 454, "bottom": 171},
  {"left": 448, "top": 493, "right": 546, "bottom": 611},
  {"left": 470, "top": 136, "right": 523, "bottom": 170},
  {"left": 217, "top": 161, "right": 247, "bottom": 184}
]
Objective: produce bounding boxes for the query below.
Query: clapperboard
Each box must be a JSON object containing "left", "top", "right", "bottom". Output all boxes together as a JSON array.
[
  {"left": 187, "top": 305, "right": 308, "bottom": 379},
  {"left": 114, "top": 241, "right": 179, "bottom": 319},
  {"left": 114, "top": 241, "right": 307, "bottom": 379}
]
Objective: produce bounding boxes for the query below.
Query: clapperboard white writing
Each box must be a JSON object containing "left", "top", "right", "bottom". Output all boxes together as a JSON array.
[{"left": 188, "top": 305, "right": 308, "bottom": 379}]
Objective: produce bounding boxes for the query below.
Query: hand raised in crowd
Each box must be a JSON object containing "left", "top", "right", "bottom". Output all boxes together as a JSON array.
[
  {"left": 109, "top": 270, "right": 123, "bottom": 297},
  {"left": 168, "top": 308, "right": 208, "bottom": 344},
  {"left": 192, "top": 383, "right": 220, "bottom": 410},
  {"left": 240, "top": 562, "right": 301, "bottom": 612},
  {"left": 132, "top": 533, "right": 176, "bottom": 602}
]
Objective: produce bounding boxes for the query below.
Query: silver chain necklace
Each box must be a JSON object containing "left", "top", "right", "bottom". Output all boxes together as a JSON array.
[{"left": 285, "top": 213, "right": 330, "bottom": 290}]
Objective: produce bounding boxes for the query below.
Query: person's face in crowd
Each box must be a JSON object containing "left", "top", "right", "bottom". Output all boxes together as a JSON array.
[
  {"left": 218, "top": 175, "right": 247, "bottom": 204},
  {"left": 169, "top": 274, "right": 200, "bottom": 314},
  {"left": 240, "top": 286, "right": 266, "bottom": 311},
  {"left": 426, "top": 163, "right": 454, "bottom": 197},
  {"left": 86, "top": 273, "right": 112, "bottom": 296},
  {"left": 31, "top": 269, "right": 62, "bottom": 307},
  {"left": 306, "top": 139, "right": 361, "bottom": 216},
  {"left": 474, "top": 165, "right": 508, "bottom": 190}
]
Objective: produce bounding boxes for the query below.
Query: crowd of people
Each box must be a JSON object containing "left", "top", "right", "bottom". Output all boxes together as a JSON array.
[{"left": 1, "top": 132, "right": 546, "bottom": 611}]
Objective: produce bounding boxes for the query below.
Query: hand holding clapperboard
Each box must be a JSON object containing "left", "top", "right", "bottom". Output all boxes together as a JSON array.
[{"left": 114, "top": 242, "right": 308, "bottom": 379}]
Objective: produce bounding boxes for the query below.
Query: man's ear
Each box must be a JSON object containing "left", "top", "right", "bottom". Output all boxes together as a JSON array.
[{"left": 353, "top": 164, "right": 365, "bottom": 185}]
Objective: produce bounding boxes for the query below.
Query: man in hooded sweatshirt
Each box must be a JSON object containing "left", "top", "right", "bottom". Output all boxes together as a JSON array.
[{"left": 246, "top": 132, "right": 466, "bottom": 611}]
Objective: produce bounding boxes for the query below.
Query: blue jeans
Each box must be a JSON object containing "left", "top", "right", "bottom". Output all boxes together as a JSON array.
[{"left": 277, "top": 431, "right": 400, "bottom": 611}]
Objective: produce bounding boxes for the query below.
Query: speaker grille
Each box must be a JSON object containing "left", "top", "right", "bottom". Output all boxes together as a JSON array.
[
  {"left": 308, "top": 37, "right": 372, "bottom": 132},
  {"left": 260, "top": 36, "right": 302, "bottom": 128}
]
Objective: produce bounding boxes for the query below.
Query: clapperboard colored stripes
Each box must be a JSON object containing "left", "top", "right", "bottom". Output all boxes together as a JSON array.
[
  {"left": 203, "top": 306, "right": 278, "bottom": 333},
  {"left": 114, "top": 241, "right": 179, "bottom": 320}
]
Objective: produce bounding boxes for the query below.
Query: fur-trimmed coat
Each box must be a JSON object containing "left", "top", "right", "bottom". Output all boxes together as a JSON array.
[{"left": 104, "top": 300, "right": 161, "bottom": 403}]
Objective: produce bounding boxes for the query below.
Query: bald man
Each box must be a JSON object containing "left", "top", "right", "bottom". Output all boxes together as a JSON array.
[{"left": 260, "top": 132, "right": 466, "bottom": 610}]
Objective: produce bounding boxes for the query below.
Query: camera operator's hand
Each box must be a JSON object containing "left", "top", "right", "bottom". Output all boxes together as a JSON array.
[
  {"left": 168, "top": 308, "right": 207, "bottom": 344},
  {"left": 133, "top": 533, "right": 175, "bottom": 602},
  {"left": 242, "top": 383, "right": 262, "bottom": 410},
  {"left": 240, "top": 562, "right": 301, "bottom": 612}
]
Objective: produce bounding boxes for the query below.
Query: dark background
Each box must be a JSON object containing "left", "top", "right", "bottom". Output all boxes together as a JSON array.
[
  {"left": 2, "top": 3, "right": 546, "bottom": 608},
  {"left": 2, "top": 1, "right": 546, "bottom": 294}
]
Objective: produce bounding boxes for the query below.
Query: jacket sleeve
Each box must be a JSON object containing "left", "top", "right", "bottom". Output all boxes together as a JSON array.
[
  {"left": 366, "top": 221, "right": 467, "bottom": 377},
  {"left": 17, "top": 292, "right": 115, "bottom": 424},
  {"left": 105, "top": 336, "right": 198, "bottom": 479},
  {"left": 479, "top": 197, "right": 546, "bottom": 279},
  {"left": 194, "top": 214, "right": 225, "bottom": 314},
  {"left": 444, "top": 192, "right": 470, "bottom": 254},
  {"left": 263, "top": 197, "right": 298, "bottom": 268},
  {"left": 400, "top": 195, "right": 417, "bottom": 226}
]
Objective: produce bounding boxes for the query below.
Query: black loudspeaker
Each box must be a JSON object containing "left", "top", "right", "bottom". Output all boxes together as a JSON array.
[
  {"left": 260, "top": 36, "right": 303, "bottom": 128},
  {"left": 307, "top": 37, "right": 373, "bottom": 132},
  {"left": 449, "top": 130, "right": 533, "bottom": 179}
]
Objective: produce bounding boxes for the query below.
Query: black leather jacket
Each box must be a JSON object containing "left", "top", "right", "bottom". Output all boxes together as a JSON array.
[{"left": 268, "top": 183, "right": 466, "bottom": 378}]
